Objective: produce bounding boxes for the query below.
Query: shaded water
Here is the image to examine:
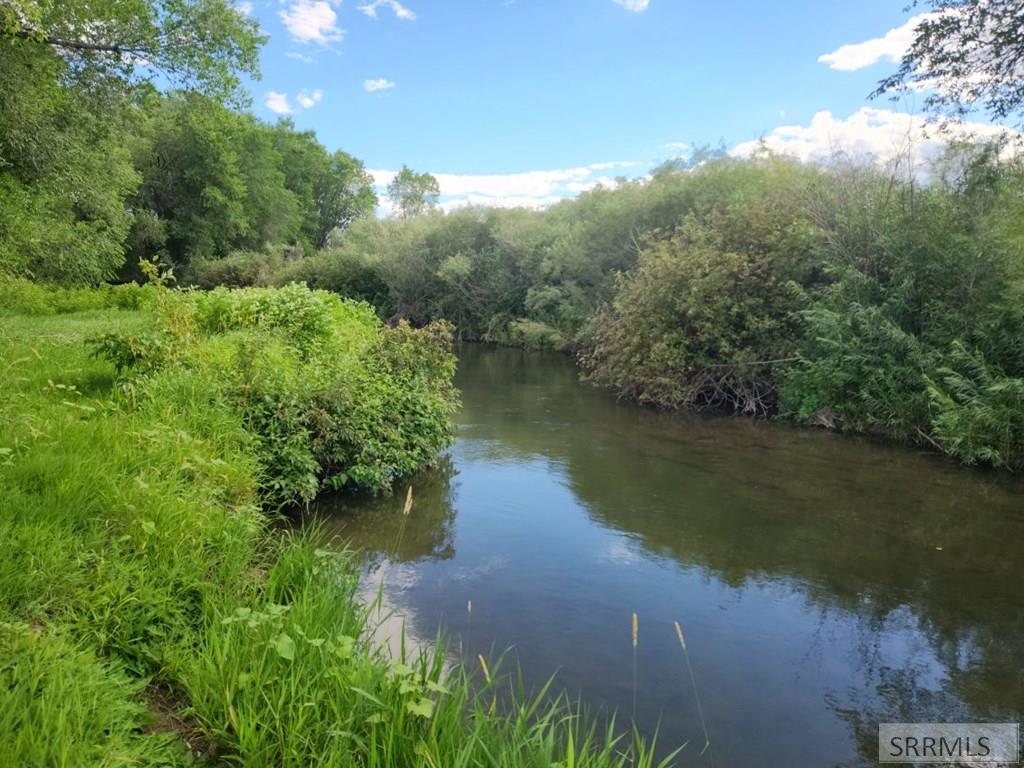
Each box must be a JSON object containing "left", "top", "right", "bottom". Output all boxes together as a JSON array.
[{"left": 313, "top": 345, "right": 1024, "bottom": 767}]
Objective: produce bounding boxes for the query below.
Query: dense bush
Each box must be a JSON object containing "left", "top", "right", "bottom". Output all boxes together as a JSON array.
[
  {"left": 927, "top": 343, "right": 1024, "bottom": 469},
  {"left": 91, "top": 282, "right": 458, "bottom": 504},
  {"left": 269, "top": 247, "right": 396, "bottom": 317},
  {"left": 0, "top": 276, "right": 153, "bottom": 316},
  {"left": 580, "top": 168, "right": 821, "bottom": 414},
  {"left": 188, "top": 249, "right": 288, "bottom": 289}
]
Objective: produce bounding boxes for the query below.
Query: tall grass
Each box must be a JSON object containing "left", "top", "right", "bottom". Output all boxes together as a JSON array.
[{"left": 0, "top": 284, "right": 672, "bottom": 767}]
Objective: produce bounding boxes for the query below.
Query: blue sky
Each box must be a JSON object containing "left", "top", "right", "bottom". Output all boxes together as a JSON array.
[{"left": 234, "top": 0, "right": 1007, "bottom": 209}]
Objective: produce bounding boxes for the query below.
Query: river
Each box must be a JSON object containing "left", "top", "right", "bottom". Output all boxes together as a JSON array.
[{"left": 312, "top": 345, "right": 1024, "bottom": 767}]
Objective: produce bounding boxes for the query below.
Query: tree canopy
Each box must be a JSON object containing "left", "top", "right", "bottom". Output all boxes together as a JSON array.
[
  {"left": 875, "top": 0, "right": 1024, "bottom": 129},
  {"left": 387, "top": 165, "right": 441, "bottom": 217},
  {"left": 1, "top": 0, "right": 264, "bottom": 102},
  {"left": 0, "top": 0, "right": 376, "bottom": 283}
]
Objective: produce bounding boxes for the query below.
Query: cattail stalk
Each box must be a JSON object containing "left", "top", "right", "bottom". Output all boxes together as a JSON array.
[
  {"left": 675, "top": 621, "right": 713, "bottom": 764},
  {"left": 631, "top": 612, "right": 638, "bottom": 723}
]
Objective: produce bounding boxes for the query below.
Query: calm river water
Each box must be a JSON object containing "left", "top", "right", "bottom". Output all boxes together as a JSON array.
[{"left": 313, "top": 345, "right": 1024, "bottom": 767}]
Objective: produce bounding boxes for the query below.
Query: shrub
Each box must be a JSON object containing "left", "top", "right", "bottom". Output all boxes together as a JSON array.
[
  {"left": 927, "top": 343, "right": 1024, "bottom": 469},
  {"left": 0, "top": 277, "right": 151, "bottom": 316},
  {"left": 487, "top": 317, "right": 567, "bottom": 351},
  {"left": 270, "top": 249, "right": 396, "bottom": 317},
  {"left": 91, "top": 283, "right": 459, "bottom": 504},
  {"left": 188, "top": 249, "right": 287, "bottom": 289},
  {"left": 581, "top": 218, "right": 812, "bottom": 415},
  {"left": 780, "top": 300, "right": 933, "bottom": 437}
]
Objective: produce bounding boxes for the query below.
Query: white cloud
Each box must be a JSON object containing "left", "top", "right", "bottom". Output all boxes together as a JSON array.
[
  {"left": 358, "top": 0, "right": 416, "bottom": 20},
  {"left": 265, "top": 91, "right": 292, "bottom": 115},
  {"left": 279, "top": 0, "right": 344, "bottom": 45},
  {"left": 368, "top": 161, "right": 638, "bottom": 213},
  {"left": 364, "top": 78, "right": 396, "bottom": 92},
  {"left": 818, "top": 13, "right": 932, "bottom": 71},
  {"left": 296, "top": 88, "right": 323, "bottom": 108},
  {"left": 731, "top": 107, "right": 1017, "bottom": 173},
  {"left": 612, "top": 0, "right": 649, "bottom": 11},
  {"left": 233, "top": 1, "right": 254, "bottom": 16},
  {"left": 265, "top": 88, "right": 324, "bottom": 114},
  {"left": 285, "top": 51, "right": 314, "bottom": 63}
]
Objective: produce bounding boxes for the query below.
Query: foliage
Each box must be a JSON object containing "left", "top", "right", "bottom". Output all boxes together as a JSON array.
[
  {"left": 579, "top": 158, "right": 822, "bottom": 414},
  {"left": 251, "top": 148, "right": 1024, "bottom": 470},
  {"left": 270, "top": 247, "right": 396, "bottom": 316},
  {"left": 874, "top": 1, "right": 1024, "bottom": 130},
  {"left": 0, "top": 624, "right": 189, "bottom": 767},
  {"left": 1, "top": 0, "right": 264, "bottom": 103},
  {"left": 90, "top": 282, "right": 459, "bottom": 503},
  {"left": 0, "top": 7, "right": 374, "bottom": 286},
  {"left": 781, "top": 300, "right": 934, "bottom": 436},
  {"left": 0, "top": 40, "right": 139, "bottom": 283},
  {"left": 386, "top": 165, "right": 441, "bottom": 218},
  {"left": 188, "top": 248, "right": 288, "bottom": 289},
  {"left": 927, "top": 343, "right": 1024, "bottom": 468},
  {"left": 0, "top": 295, "right": 667, "bottom": 768},
  {"left": 0, "top": 276, "right": 152, "bottom": 315},
  {"left": 496, "top": 318, "right": 567, "bottom": 351}
]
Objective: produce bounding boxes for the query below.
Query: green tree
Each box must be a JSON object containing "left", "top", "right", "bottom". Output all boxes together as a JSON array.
[
  {"left": 270, "top": 122, "right": 377, "bottom": 249},
  {"left": 130, "top": 94, "right": 251, "bottom": 266},
  {"left": 0, "top": 0, "right": 266, "bottom": 283},
  {"left": 1, "top": 0, "right": 264, "bottom": 102},
  {"left": 314, "top": 150, "right": 377, "bottom": 247},
  {"left": 387, "top": 165, "right": 440, "bottom": 218},
  {"left": 0, "top": 41, "right": 138, "bottom": 283},
  {"left": 874, "top": 1, "right": 1024, "bottom": 129}
]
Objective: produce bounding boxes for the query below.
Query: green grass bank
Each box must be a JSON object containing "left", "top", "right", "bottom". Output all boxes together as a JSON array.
[{"left": 0, "top": 280, "right": 668, "bottom": 767}]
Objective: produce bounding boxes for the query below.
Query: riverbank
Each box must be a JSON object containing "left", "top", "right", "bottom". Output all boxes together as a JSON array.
[
  {"left": 0, "top": 282, "right": 664, "bottom": 766},
  {"left": 213, "top": 151, "right": 1024, "bottom": 473}
]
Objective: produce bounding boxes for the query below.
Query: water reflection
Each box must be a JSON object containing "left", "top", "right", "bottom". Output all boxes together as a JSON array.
[{"left": 313, "top": 346, "right": 1024, "bottom": 767}]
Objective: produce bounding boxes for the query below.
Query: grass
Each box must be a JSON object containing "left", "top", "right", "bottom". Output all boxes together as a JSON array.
[{"left": 0, "top": 285, "right": 671, "bottom": 767}]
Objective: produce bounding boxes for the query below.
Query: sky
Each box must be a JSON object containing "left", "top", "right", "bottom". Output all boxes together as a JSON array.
[{"left": 234, "top": 0, "right": 1011, "bottom": 211}]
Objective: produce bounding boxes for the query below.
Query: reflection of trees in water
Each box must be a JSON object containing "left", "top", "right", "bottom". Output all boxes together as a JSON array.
[
  {"left": 312, "top": 455, "right": 459, "bottom": 565},
  {"left": 831, "top": 666, "right": 976, "bottom": 768},
  {"left": 311, "top": 346, "right": 1023, "bottom": 763},
  {"left": 457, "top": 345, "right": 1024, "bottom": 755}
]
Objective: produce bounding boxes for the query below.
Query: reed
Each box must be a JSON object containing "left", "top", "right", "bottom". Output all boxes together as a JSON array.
[
  {"left": 675, "top": 621, "right": 713, "bottom": 764},
  {"left": 631, "top": 612, "right": 639, "bottom": 723}
]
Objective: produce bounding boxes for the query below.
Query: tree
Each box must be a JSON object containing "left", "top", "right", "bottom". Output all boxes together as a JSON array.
[
  {"left": 874, "top": 1, "right": 1024, "bottom": 129},
  {"left": 0, "top": 0, "right": 266, "bottom": 283},
  {"left": 314, "top": 151, "right": 377, "bottom": 248},
  {"left": 130, "top": 94, "right": 251, "bottom": 266},
  {"left": 0, "top": 41, "right": 138, "bottom": 283},
  {"left": 1, "top": 0, "right": 264, "bottom": 103},
  {"left": 271, "top": 124, "right": 377, "bottom": 249},
  {"left": 387, "top": 165, "right": 440, "bottom": 218}
]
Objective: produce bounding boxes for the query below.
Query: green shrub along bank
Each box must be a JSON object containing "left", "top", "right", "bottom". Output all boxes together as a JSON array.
[
  {"left": 200, "top": 147, "right": 1024, "bottom": 470},
  {"left": 0, "top": 281, "right": 669, "bottom": 767},
  {"left": 88, "top": 275, "right": 460, "bottom": 504}
]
